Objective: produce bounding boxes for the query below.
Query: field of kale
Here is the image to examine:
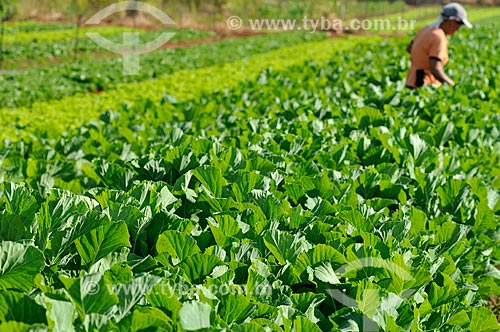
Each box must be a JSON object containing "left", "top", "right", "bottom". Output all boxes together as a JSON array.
[{"left": 0, "top": 8, "right": 499, "bottom": 332}]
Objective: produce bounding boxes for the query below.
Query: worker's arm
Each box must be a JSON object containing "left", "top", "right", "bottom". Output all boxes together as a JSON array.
[
  {"left": 429, "top": 58, "right": 455, "bottom": 86},
  {"left": 406, "top": 40, "right": 414, "bottom": 54}
]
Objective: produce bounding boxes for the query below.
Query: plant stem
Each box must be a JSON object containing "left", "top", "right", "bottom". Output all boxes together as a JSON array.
[
  {"left": 0, "top": 16, "right": 5, "bottom": 70},
  {"left": 73, "top": 14, "right": 83, "bottom": 61}
]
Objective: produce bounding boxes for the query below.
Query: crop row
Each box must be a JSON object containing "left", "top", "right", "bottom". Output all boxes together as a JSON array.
[
  {"left": 0, "top": 31, "right": 327, "bottom": 109},
  {"left": 4, "top": 20, "right": 75, "bottom": 33},
  {"left": 0, "top": 32, "right": 336, "bottom": 136},
  {"left": 4, "top": 25, "right": 147, "bottom": 44},
  {"left": 1, "top": 28, "right": 215, "bottom": 68}
]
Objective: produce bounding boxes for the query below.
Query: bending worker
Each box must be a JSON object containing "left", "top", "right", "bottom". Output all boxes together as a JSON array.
[{"left": 406, "top": 2, "right": 472, "bottom": 89}]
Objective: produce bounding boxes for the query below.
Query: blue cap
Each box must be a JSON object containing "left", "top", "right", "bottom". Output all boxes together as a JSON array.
[{"left": 441, "top": 2, "right": 473, "bottom": 28}]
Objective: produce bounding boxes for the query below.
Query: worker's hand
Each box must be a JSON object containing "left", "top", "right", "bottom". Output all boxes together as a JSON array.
[{"left": 429, "top": 58, "right": 455, "bottom": 86}]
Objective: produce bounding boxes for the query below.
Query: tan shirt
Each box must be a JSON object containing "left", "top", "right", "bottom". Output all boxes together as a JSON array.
[{"left": 406, "top": 25, "right": 449, "bottom": 88}]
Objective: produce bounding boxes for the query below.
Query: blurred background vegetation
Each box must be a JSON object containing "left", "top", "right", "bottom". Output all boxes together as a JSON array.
[
  {"left": 3, "top": 0, "right": 479, "bottom": 24},
  {"left": 1, "top": 0, "right": 499, "bottom": 31}
]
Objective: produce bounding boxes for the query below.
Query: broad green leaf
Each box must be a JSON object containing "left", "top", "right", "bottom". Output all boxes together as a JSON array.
[
  {"left": 253, "top": 196, "right": 285, "bottom": 221},
  {"left": 87, "top": 188, "right": 136, "bottom": 210},
  {"left": 432, "top": 121, "right": 454, "bottom": 147},
  {"left": 82, "top": 313, "right": 116, "bottom": 332},
  {"left": 246, "top": 156, "right": 276, "bottom": 175},
  {"left": 283, "top": 183, "right": 307, "bottom": 204},
  {"left": 0, "top": 291, "right": 46, "bottom": 325},
  {"left": 147, "top": 282, "right": 183, "bottom": 322},
  {"left": 113, "top": 274, "right": 162, "bottom": 322},
  {"left": 35, "top": 191, "right": 96, "bottom": 251},
  {"left": 0, "top": 321, "right": 34, "bottom": 332},
  {"left": 469, "top": 307, "right": 500, "bottom": 332},
  {"left": 291, "top": 292, "right": 325, "bottom": 315},
  {"left": 294, "top": 244, "right": 346, "bottom": 278},
  {"left": 210, "top": 146, "right": 243, "bottom": 175},
  {"left": 314, "top": 262, "right": 341, "bottom": 285},
  {"left": 231, "top": 172, "right": 262, "bottom": 202},
  {"left": 102, "top": 261, "right": 134, "bottom": 284},
  {"left": 44, "top": 297, "right": 76, "bottom": 332},
  {"left": 192, "top": 166, "right": 227, "bottom": 197},
  {"left": 106, "top": 202, "right": 144, "bottom": 225},
  {"left": 0, "top": 242, "right": 44, "bottom": 291},
  {"left": 292, "top": 316, "right": 321, "bottom": 332},
  {"left": 304, "top": 196, "right": 338, "bottom": 217},
  {"left": 75, "top": 221, "right": 131, "bottom": 269},
  {"left": 436, "top": 179, "right": 470, "bottom": 215},
  {"left": 96, "top": 160, "right": 136, "bottom": 191},
  {"left": 1, "top": 183, "right": 39, "bottom": 227},
  {"left": 447, "top": 309, "right": 470, "bottom": 327},
  {"left": 179, "top": 254, "right": 224, "bottom": 284},
  {"left": 195, "top": 191, "right": 227, "bottom": 213},
  {"left": 208, "top": 214, "right": 242, "bottom": 248},
  {"left": 288, "top": 206, "right": 312, "bottom": 230},
  {"left": 409, "top": 207, "right": 427, "bottom": 235},
  {"left": 246, "top": 261, "right": 271, "bottom": 301},
  {"left": 337, "top": 209, "right": 373, "bottom": 232},
  {"left": 120, "top": 306, "right": 173, "bottom": 332},
  {"left": 156, "top": 230, "right": 200, "bottom": 264},
  {"left": 383, "top": 316, "right": 405, "bottom": 332},
  {"left": 233, "top": 321, "right": 267, "bottom": 332},
  {"left": 162, "top": 144, "right": 198, "bottom": 174},
  {"left": 356, "top": 280, "right": 381, "bottom": 319},
  {"left": 51, "top": 209, "right": 109, "bottom": 265},
  {"left": 218, "top": 293, "right": 256, "bottom": 324},
  {"left": 428, "top": 274, "right": 457, "bottom": 308},
  {"left": 0, "top": 214, "right": 25, "bottom": 241},
  {"left": 407, "top": 134, "right": 430, "bottom": 165},
  {"left": 173, "top": 172, "right": 198, "bottom": 203},
  {"left": 60, "top": 272, "right": 119, "bottom": 318},
  {"left": 128, "top": 181, "right": 179, "bottom": 213},
  {"left": 372, "top": 293, "right": 405, "bottom": 328},
  {"left": 0, "top": 290, "right": 21, "bottom": 321},
  {"left": 375, "top": 254, "right": 415, "bottom": 296},
  {"left": 179, "top": 301, "right": 211, "bottom": 331},
  {"left": 474, "top": 201, "right": 497, "bottom": 232},
  {"left": 263, "top": 230, "right": 303, "bottom": 265}
]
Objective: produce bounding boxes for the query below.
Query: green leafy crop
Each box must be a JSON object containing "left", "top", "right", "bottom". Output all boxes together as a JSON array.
[{"left": 0, "top": 18, "right": 499, "bottom": 332}]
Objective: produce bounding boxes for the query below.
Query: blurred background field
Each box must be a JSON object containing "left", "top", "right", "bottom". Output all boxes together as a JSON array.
[
  {"left": 6, "top": 0, "right": 498, "bottom": 27},
  {"left": 5, "top": 0, "right": 411, "bottom": 22}
]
